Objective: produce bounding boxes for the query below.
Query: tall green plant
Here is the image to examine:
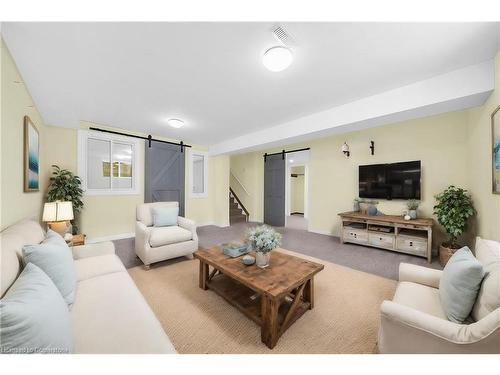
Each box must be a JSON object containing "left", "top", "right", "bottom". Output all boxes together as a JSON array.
[
  {"left": 433, "top": 186, "right": 475, "bottom": 247},
  {"left": 47, "top": 165, "right": 84, "bottom": 231}
]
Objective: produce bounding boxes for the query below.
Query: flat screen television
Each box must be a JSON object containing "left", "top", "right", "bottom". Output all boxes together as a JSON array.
[{"left": 359, "top": 161, "right": 421, "bottom": 200}]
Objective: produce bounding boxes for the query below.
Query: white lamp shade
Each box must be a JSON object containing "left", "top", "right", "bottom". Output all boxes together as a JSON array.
[
  {"left": 341, "top": 142, "right": 350, "bottom": 153},
  {"left": 43, "top": 201, "right": 74, "bottom": 222}
]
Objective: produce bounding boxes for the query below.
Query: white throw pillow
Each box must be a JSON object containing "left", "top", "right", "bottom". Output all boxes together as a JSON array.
[
  {"left": 472, "top": 237, "right": 500, "bottom": 321},
  {"left": 474, "top": 237, "right": 500, "bottom": 267}
]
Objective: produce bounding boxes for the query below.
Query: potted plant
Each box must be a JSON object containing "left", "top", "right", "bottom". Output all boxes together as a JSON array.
[
  {"left": 246, "top": 225, "right": 282, "bottom": 268},
  {"left": 406, "top": 199, "right": 420, "bottom": 219},
  {"left": 47, "top": 165, "right": 84, "bottom": 234},
  {"left": 433, "top": 186, "right": 475, "bottom": 266},
  {"left": 353, "top": 198, "right": 361, "bottom": 212}
]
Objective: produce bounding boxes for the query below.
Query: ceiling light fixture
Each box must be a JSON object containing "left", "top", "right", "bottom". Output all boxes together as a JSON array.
[
  {"left": 167, "top": 118, "right": 185, "bottom": 128},
  {"left": 262, "top": 46, "right": 293, "bottom": 72}
]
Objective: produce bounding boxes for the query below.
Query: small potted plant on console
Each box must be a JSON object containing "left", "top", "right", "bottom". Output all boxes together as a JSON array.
[
  {"left": 433, "top": 185, "right": 475, "bottom": 266},
  {"left": 406, "top": 199, "right": 420, "bottom": 219},
  {"left": 246, "top": 225, "right": 282, "bottom": 268}
]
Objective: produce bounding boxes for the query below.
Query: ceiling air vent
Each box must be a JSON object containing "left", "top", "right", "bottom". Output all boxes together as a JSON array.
[{"left": 271, "top": 24, "right": 295, "bottom": 46}]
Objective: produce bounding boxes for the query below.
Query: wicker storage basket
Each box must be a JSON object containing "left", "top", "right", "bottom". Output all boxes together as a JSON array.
[{"left": 439, "top": 244, "right": 458, "bottom": 267}]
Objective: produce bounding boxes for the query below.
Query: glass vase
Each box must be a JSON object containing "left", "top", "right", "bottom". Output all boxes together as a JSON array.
[{"left": 255, "top": 251, "right": 270, "bottom": 268}]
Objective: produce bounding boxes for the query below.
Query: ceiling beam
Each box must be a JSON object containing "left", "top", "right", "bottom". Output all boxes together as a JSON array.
[{"left": 209, "top": 59, "right": 495, "bottom": 155}]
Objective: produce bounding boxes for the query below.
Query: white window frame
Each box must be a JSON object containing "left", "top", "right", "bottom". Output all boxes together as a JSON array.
[
  {"left": 189, "top": 149, "right": 208, "bottom": 198},
  {"left": 78, "top": 129, "right": 140, "bottom": 195}
]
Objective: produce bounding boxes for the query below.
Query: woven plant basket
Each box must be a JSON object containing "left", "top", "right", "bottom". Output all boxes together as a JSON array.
[{"left": 439, "top": 244, "right": 460, "bottom": 267}]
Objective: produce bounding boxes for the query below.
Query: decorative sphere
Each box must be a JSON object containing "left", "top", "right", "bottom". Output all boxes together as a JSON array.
[
  {"left": 242, "top": 255, "right": 255, "bottom": 265},
  {"left": 404, "top": 215, "right": 411, "bottom": 221}
]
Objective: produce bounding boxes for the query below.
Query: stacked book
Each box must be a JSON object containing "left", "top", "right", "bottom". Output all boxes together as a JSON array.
[{"left": 221, "top": 241, "right": 250, "bottom": 257}]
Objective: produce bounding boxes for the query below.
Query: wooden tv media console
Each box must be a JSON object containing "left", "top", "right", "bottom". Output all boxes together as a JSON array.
[{"left": 338, "top": 211, "right": 434, "bottom": 262}]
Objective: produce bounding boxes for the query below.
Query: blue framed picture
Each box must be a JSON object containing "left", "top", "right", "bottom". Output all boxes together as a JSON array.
[
  {"left": 493, "top": 105, "right": 500, "bottom": 194},
  {"left": 24, "top": 116, "right": 39, "bottom": 192}
]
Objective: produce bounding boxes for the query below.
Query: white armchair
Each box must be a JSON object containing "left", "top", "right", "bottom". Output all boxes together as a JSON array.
[
  {"left": 378, "top": 237, "right": 500, "bottom": 354},
  {"left": 135, "top": 202, "right": 198, "bottom": 269}
]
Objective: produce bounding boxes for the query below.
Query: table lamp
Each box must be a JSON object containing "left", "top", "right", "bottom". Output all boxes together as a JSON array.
[{"left": 42, "top": 201, "right": 74, "bottom": 236}]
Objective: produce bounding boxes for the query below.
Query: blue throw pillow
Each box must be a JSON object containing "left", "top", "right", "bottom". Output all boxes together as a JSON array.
[
  {"left": 439, "top": 247, "right": 485, "bottom": 323},
  {"left": 152, "top": 207, "right": 179, "bottom": 227},
  {"left": 22, "top": 238, "right": 76, "bottom": 305},
  {"left": 0, "top": 263, "right": 73, "bottom": 354}
]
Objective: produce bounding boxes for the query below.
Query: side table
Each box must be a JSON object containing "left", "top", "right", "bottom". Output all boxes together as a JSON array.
[{"left": 67, "top": 234, "right": 86, "bottom": 247}]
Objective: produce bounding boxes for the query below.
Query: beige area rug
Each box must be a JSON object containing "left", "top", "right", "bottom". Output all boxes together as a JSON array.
[{"left": 128, "top": 249, "right": 397, "bottom": 354}]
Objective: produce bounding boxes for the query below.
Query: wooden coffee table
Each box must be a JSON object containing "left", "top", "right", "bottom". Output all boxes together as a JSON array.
[{"left": 194, "top": 247, "right": 324, "bottom": 349}]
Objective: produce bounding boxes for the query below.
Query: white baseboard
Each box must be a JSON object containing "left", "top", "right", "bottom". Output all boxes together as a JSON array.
[
  {"left": 196, "top": 221, "right": 215, "bottom": 227},
  {"left": 307, "top": 228, "right": 338, "bottom": 237},
  {"left": 197, "top": 221, "right": 230, "bottom": 228},
  {"left": 86, "top": 232, "right": 135, "bottom": 244}
]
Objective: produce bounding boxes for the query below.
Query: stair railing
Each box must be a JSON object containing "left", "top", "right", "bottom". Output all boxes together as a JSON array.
[
  {"left": 230, "top": 171, "right": 250, "bottom": 196},
  {"left": 229, "top": 187, "right": 250, "bottom": 220}
]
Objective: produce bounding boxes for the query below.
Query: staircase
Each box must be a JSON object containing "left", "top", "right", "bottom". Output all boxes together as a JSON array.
[{"left": 229, "top": 188, "right": 249, "bottom": 225}]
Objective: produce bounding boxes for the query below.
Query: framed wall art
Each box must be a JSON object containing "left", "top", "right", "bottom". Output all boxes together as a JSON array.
[
  {"left": 493, "top": 105, "right": 500, "bottom": 194},
  {"left": 24, "top": 115, "right": 40, "bottom": 192}
]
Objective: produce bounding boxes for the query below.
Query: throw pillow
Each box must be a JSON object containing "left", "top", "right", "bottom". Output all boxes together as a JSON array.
[
  {"left": 471, "top": 262, "right": 500, "bottom": 321},
  {"left": 439, "top": 247, "right": 485, "bottom": 323},
  {"left": 0, "top": 263, "right": 74, "bottom": 354},
  {"left": 471, "top": 237, "right": 500, "bottom": 320},
  {"left": 152, "top": 206, "right": 179, "bottom": 227},
  {"left": 474, "top": 236, "right": 500, "bottom": 267},
  {"left": 22, "top": 239, "right": 76, "bottom": 305}
]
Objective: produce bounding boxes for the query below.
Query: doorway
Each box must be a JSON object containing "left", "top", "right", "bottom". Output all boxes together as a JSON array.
[
  {"left": 263, "top": 148, "right": 310, "bottom": 228},
  {"left": 285, "top": 150, "right": 309, "bottom": 230},
  {"left": 263, "top": 153, "right": 286, "bottom": 227},
  {"left": 144, "top": 140, "right": 186, "bottom": 216}
]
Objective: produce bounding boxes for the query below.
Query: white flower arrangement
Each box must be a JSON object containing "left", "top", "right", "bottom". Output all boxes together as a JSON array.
[{"left": 246, "top": 225, "right": 282, "bottom": 254}]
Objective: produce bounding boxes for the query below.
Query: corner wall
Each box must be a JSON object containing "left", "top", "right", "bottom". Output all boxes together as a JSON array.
[
  {"left": 230, "top": 152, "right": 264, "bottom": 222},
  {"left": 231, "top": 50, "right": 500, "bottom": 244},
  {"left": 1, "top": 38, "right": 229, "bottom": 238},
  {"left": 1, "top": 39, "right": 48, "bottom": 229},
  {"left": 466, "top": 51, "right": 500, "bottom": 242},
  {"left": 43, "top": 123, "right": 230, "bottom": 239},
  {"left": 231, "top": 110, "right": 472, "bottom": 247}
]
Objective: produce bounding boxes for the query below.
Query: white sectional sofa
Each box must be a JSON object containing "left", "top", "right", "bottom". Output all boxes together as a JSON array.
[{"left": 0, "top": 219, "right": 176, "bottom": 354}]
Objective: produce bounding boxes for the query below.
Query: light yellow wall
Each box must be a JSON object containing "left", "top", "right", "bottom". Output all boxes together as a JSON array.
[
  {"left": 186, "top": 152, "right": 229, "bottom": 227},
  {"left": 81, "top": 145, "right": 144, "bottom": 238},
  {"left": 230, "top": 152, "right": 264, "bottom": 222},
  {"left": 466, "top": 51, "right": 500, "bottom": 242},
  {"left": 231, "top": 110, "right": 472, "bottom": 247},
  {"left": 41, "top": 125, "right": 144, "bottom": 238},
  {"left": 1, "top": 40, "right": 49, "bottom": 230},
  {"left": 211, "top": 154, "right": 230, "bottom": 227},
  {"left": 0, "top": 37, "right": 228, "bottom": 237},
  {"left": 227, "top": 53, "right": 500, "bottom": 246},
  {"left": 43, "top": 122, "right": 229, "bottom": 238},
  {"left": 3, "top": 33, "right": 497, "bottom": 243}
]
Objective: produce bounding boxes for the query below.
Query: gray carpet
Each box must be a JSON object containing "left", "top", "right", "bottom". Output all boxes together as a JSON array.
[{"left": 114, "top": 221, "right": 441, "bottom": 280}]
